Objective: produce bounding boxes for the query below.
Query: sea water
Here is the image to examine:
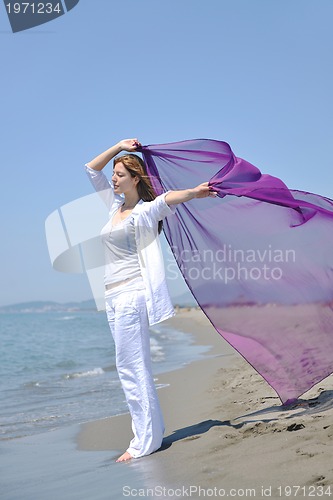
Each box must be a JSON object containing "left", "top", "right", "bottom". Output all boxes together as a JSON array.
[{"left": 0, "top": 310, "right": 208, "bottom": 440}]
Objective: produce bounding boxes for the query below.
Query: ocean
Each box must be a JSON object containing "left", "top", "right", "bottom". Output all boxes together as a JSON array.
[{"left": 0, "top": 310, "right": 208, "bottom": 441}]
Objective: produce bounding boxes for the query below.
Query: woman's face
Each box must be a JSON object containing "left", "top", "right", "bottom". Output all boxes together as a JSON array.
[{"left": 112, "top": 162, "right": 138, "bottom": 195}]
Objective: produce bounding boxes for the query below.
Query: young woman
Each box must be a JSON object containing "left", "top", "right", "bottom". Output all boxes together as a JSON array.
[{"left": 85, "top": 138, "right": 216, "bottom": 462}]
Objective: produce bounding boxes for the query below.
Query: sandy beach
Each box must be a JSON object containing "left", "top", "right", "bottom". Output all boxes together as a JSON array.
[
  {"left": 2, "top": 307, "right": 332, "bottom": 500},
  {"left": 77, "top": 307, "right": 333, "bottom": 498}
]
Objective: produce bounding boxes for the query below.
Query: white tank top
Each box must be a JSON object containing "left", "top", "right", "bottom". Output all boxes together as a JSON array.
[{"left": 100, "top": 214, "right": 142, "bottom": 286}]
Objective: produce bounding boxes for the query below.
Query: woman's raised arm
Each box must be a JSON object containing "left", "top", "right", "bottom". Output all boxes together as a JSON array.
[{"left": 86, "top": 138, "right": 141, "bottom": 171}]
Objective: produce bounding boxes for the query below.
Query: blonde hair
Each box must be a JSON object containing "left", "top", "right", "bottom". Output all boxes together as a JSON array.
[{"left": 114, "top": 154, "right": 163, "bottom": 234}]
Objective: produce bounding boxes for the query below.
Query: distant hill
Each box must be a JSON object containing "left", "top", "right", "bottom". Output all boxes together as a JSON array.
[
  {"left": 0, "top": 300, "right": 96, "bottom": 313},
  {"left": 0, "top": 292, "right": 198, "bottom": 313}
]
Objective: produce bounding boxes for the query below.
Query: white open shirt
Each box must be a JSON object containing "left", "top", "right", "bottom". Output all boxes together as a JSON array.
[{"left": 85, "top": 165, "right": 176, "bottom": 325}]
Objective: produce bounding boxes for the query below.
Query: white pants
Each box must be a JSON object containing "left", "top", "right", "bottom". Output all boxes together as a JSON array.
[{"left": 105, "top": 277, "right": 165, "bottom": 458}]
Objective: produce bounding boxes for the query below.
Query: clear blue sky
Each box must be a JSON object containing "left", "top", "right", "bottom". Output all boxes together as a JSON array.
[{"left": 1, "top": 0, "right": 332, "bottom": 306}]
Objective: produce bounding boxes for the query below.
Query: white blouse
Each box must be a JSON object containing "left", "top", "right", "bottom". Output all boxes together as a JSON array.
[{"left": 100, "top": 213, "right": 142, "bottom": 286}]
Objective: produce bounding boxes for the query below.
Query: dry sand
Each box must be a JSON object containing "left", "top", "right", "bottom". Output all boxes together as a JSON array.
[{"left": 77, "top": 308, "right": 333, "bottom": 498}]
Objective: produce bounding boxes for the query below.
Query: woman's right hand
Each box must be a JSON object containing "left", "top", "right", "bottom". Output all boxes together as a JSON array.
[
  {"left": 119, "top": 138, "right": 141, "bottom": 152},
  {"left": 86, "top": 139, "right": 141, "bottom": 171}
]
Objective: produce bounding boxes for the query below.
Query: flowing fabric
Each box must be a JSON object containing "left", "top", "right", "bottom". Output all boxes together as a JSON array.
[{"left": 139, "top": 139, "right": 333, "bottom": 404}]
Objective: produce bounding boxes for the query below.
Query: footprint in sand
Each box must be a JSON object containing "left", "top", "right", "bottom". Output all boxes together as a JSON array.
[
  {"left": 287, "top": 423, "right": 305, "bottom": 431},
  {"left": 296, "top": 449, "right": 316, "bottom": 458},
  {"left": 307, "top": 475, "right": 327, "bottom": 486},
  {"left": 183, "top": 435, "right": 201, "bottom": 442}
]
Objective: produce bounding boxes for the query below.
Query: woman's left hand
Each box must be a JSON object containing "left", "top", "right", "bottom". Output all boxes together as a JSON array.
[{"left": 192, "top": 182, "right": 218, "bottom": 199}]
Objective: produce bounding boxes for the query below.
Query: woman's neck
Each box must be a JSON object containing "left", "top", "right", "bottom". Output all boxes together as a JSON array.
[{"left": 122, "top": 192, "right": 140, "bottom": 209}]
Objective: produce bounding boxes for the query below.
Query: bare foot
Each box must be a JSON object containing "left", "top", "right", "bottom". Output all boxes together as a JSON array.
[{"left": 116, "top": 451, "right": 133, "bottom": 463}]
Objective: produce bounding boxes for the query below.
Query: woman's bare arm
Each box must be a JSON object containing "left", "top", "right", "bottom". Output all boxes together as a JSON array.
[
  {"left": 165, "top": 182, "right": 217, "bottom": 205},
  {"left": 86, "top": 138, "right": 141, "bottom": 171}
]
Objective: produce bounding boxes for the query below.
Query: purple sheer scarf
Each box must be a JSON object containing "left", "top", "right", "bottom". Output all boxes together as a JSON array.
[{"left": 139, "top": 139, "right": 333, "bottom": 404}]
